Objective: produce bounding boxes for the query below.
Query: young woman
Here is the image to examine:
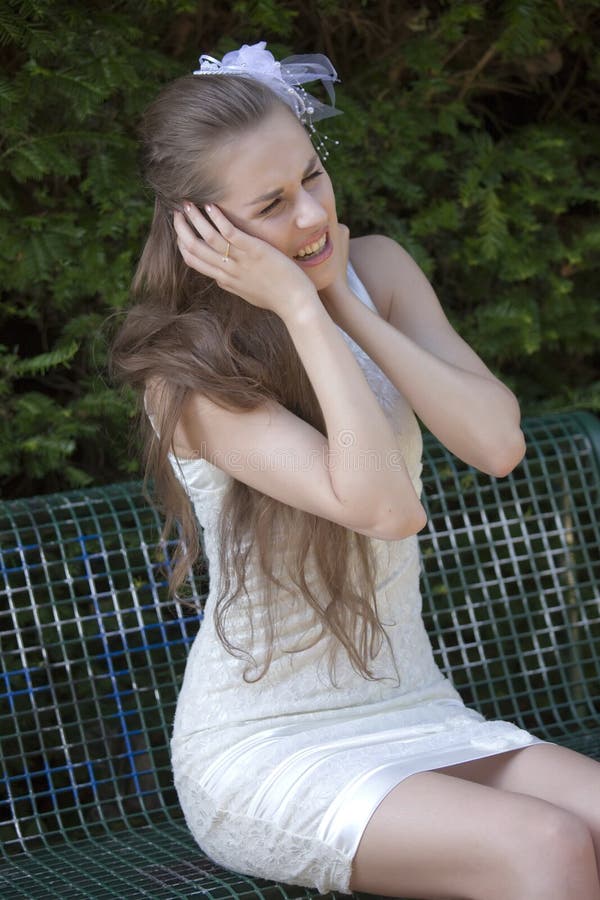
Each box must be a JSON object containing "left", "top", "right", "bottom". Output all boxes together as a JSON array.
[{"left": 111, "top": 41, "right": 600, "bottom": 900}]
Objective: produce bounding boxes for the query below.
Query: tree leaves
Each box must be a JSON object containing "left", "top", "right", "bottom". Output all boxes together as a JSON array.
[
  {"left": 1, "top": 0, "right": 599, "bottom": 498},
  {"left": 10, "top": 341, "right": 79, "bottom": 376}
]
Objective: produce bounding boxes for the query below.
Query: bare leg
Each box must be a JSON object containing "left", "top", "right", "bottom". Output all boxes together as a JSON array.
[
  {"left": 439, "top": 742, "right": 600, "bottom": 870},
  {"left": 349, "top": 767, "right": 600, "bottom": 900}
]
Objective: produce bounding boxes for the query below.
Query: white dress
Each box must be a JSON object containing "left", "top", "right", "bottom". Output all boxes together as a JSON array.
[{"left": 167, "top": 261, "right": 545, "bottom": 894}]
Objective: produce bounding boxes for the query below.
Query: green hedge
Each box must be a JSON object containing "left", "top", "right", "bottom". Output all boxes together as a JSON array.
[{"left": 1, "top": 0, "right": 599, "bottom": 499}]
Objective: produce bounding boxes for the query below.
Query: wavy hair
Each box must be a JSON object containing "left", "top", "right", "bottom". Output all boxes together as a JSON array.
[{"left": 110, "top": 73, "right": 399, "bottom": 687}]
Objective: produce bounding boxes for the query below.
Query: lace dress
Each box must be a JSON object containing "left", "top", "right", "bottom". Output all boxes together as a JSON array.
[{"left": 167, "top": 261, "right": 545, "bottom": 894}]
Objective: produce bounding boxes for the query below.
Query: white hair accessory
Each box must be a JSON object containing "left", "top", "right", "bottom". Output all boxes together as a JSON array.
[{"left": 193, "top": 41, "right": 342, "bottom": 158}]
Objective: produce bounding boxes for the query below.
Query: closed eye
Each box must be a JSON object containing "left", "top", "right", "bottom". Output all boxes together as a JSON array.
[
  {"left": 258, "top": 170, "right": 323, "bottom": 216},
  {"left": 258, "top": 197, "right": 281, "bottom": 216},
  {"left": 304, "top": 170, "right": 323, "bottom": 184}
]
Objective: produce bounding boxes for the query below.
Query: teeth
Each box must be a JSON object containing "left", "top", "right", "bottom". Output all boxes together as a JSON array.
[{"left": 295, "top": 233, "right": 327, "bottom": 258}]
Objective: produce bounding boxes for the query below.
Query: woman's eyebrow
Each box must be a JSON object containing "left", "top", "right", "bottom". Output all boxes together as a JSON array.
[{"left": 246, "top": 154, "right": 320, "bottom": 206}]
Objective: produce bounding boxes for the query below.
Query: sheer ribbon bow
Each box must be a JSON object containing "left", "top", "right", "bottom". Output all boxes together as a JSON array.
[{"left": 193, "top": 41, "right": 342, "bottom": 135}]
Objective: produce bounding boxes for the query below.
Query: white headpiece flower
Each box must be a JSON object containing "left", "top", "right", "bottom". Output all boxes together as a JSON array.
[{"left": 193, "top": 41, "right": 342, "bottom": 158}]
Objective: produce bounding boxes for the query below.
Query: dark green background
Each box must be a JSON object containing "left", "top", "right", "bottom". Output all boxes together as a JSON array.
[{"left": 1, "top": 0, "right": 599, "bottom": 499}]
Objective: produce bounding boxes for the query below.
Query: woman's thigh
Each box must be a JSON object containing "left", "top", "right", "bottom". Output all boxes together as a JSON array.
[
  {"left": 348, "top": 767, "right": 599, "bottom": 900},
  {"left": 439, "top": 743, "right": 600, "bottom": 845}
]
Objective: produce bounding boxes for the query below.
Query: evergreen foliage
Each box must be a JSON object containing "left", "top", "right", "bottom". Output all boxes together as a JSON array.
[{"left": 1, "top": 0, "right": 599, "bottom": 498}]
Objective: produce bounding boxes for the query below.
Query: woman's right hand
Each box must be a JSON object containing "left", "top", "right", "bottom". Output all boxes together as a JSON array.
[{"left": 173, "top": 201, "right": 319, "bottom": 319}]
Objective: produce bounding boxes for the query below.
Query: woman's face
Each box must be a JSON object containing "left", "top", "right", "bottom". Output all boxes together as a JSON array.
[{"left": 214, "top": 106, "right": 339, "bottom": 292}]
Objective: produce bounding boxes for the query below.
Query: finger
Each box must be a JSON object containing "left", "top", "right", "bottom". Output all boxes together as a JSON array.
[
  {"left": 184, "top": 201, "right": 241, "bottom": 257},
  {"left": 173, "top": 211, "right": 214, "bottom": 261},
  {"left": 181, "top": 202, "right": 228, "bottom": 256},
  {"left": 179, "top": 242, "right": 235, "bottom": 291},
  {"left": 173, "top": 209, "right": 202, "bottom": 245},
  {"left": 203, "top": 203, "right": 247, "bottom": 248},
  {"left": 175, "top": 209, "right": 231, "bottom": 268},
  {"left": 174, "top": 212, "right": 231, "bottom": 279}
]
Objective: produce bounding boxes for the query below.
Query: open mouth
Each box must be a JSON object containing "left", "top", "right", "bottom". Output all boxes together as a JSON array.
[{"left": 293, "top": 231, "right": 332, "bottom": 266}]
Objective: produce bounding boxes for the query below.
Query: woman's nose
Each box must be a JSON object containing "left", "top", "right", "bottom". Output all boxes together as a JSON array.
[{"left": 295, "top": 189, "right": 327, "bottom": 230}]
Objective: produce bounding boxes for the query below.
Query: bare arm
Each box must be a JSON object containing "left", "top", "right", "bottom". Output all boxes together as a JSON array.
[
  {"left": 327, "top": 235, "right": 526, "bottom": 477},
  {"left": 172, "top": 206, "right": 426, "bottom": 540}
]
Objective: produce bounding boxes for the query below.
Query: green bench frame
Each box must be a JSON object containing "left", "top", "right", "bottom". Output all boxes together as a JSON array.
[{"left": 1, "top": 411, "right": 599, "bottom": 899}]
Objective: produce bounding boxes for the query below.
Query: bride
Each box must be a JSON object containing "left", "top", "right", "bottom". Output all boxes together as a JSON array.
[{"left": 111, "top": 40, "right": 600, "bottom": 900}]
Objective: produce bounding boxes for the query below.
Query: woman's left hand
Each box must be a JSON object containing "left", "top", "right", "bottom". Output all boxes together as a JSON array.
[{"left": 318, "top": 223, "right": 351, "bottom": 317}]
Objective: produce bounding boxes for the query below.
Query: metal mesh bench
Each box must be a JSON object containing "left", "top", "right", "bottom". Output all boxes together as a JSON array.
[{"left": 1, "top": 412, "right": 599, "bottom": 899}]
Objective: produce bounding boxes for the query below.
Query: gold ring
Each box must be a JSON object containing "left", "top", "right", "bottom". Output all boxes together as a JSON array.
[{"left": 222, "top": 241, "right": 230, "bottom": 262}]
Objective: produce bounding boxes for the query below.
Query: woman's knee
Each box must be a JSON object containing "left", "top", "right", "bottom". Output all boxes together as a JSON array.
[
  {"left": 349, "top": 774, "right": 599, "bottom": 900},
  {"left": 531, "top": 806, "right": 593, "bottom": 864},
  {"left": 506, "top": 805, "right": 598, "bottom": 896}
]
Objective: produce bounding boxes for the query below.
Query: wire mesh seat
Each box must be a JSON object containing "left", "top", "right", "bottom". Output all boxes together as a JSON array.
[{"left": 1, "top": 412, "right": 599, "bottom": 899}]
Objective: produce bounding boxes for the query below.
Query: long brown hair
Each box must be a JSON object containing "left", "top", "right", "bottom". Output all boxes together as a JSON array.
[{"left": 110, "top": 73, "right": 399, "bottom": 687}]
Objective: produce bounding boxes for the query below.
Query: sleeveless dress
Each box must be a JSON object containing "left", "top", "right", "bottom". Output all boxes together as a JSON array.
[{"left": 166, "top": 261, "right": 545, "bottom": 894}]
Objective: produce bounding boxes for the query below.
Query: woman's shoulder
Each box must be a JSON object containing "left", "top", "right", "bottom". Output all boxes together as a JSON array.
[{"left": 349, "top": 233, "right": 406, "bottom": 323}]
